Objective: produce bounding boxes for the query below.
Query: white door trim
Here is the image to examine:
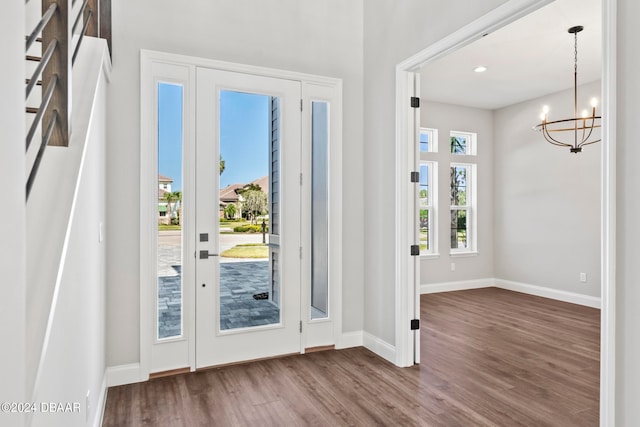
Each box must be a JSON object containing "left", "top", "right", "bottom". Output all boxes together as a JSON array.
[
  {"left": 394, "top": 1, "right": 617, "bottom": 425},
  {"left": 140, "top": 50, "right": 343, "bottom": 379},
  {"left": 139, "top": 58, "right": 195, "bottom": 377},
  {"left": 300, "top": 81, "right": 344, "bottom": 350},
  {"left": 600, "top": 0, "right": 617, "bottom": 425}
]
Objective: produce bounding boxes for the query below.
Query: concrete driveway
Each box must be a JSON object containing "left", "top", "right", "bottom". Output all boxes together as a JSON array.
[{"left": 157, "top": 230, "right": 273, "bottom": 338}]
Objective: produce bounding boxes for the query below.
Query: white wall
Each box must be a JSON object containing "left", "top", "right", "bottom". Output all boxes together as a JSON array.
[
  {"left": 616, "top": 0, "right": 640, "bottom": 423},
  {"left": 0, "top": 2, "right": 26, "bottom": 425},
  {"left": 494, "top": 80, "right": 601, "bottom": 298},
  {"left": 106, "top": 0, "right": 364, "bottom": 367},
  {"left": 31, "top": 50, "right": 109, "bottom": 426},
  {"left": 362, "top": 0, "right": 509, "bottom": 347},
  {"left": 21, "top": 39, "right": 110, "bottom": 427},
  {"left": 420, "top": 101, "right": 494, "bottom": 285}
]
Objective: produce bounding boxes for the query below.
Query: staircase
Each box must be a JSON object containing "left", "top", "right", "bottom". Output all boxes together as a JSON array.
[
  {"left": 22, "top": 2, "right": 112, "bottom": 426},
  {"left": 24, "top": 0, "right": 111, "bottom": 199}
]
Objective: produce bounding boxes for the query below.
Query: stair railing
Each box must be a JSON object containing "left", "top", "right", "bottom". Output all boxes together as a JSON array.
[{"left": 25, "top": 0, "right": 111, "bottom": 199}]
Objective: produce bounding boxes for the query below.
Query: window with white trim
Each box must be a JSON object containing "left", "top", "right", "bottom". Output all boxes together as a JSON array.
[
  {"left": 419, "top": 127, "right": 438, "bottom": 256},
  {"left": 420, "top": 128, "right": 438, "bottom": 153},
  {"left": 450, "top": 131, "right": 476, "bottom": 155},
  {"left": 449, "top": 162, "right": 476, "bottom": 253},
  {"left": 419, "top": 162, "right": 436, "bottom": 254}
]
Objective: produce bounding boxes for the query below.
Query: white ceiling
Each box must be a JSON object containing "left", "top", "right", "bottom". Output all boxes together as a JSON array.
[{"left": 420, "top": 0, "right": 602, "bottom": 110}]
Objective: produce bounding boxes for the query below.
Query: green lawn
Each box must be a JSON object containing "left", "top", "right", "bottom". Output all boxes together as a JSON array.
[
  {"left": 221, "top": 243, "right": 268, "bottom": 258},
  {"left": 158, "top": 224, "right": 181, "bottom": 231}
]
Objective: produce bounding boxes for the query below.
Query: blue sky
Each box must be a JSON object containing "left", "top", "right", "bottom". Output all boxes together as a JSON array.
[
  {"left": 158, "top": 83, "right": 269, "bottom": 192},
  {"left": 158, "top": 83, "right": 183, "bottom": 190},
  {"left": 219, "top": 90, "right": 269, "bottom": 188}
]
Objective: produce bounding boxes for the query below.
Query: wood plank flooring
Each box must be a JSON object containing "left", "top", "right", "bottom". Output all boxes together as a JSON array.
[{"left": 102, "top": 288, "right": 600, "bottom": 426}]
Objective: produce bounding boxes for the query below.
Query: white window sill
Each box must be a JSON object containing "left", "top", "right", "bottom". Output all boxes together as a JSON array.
[
  {"left": 420, "top": 253, "right": 440, "bottom": 260},
  {"left": 449, "top": 251, "right": 479, "bottom": 258}
]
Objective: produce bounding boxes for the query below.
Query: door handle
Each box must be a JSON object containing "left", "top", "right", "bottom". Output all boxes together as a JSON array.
[{"left": 199, "top": 250, "right": 219, "bottom": 259}]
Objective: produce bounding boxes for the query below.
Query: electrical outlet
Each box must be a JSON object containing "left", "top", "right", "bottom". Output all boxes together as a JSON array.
[
  {"left": 580, "top": 272, "right": 587, "bottom": 283},
  {"left": 450, "top": 262, "right": 456, "bottom": 272}
]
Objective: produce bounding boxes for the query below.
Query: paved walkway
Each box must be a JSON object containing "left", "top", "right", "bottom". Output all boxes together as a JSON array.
[{"left": 157, "top": 231, "right": 278, "bottom": 339}]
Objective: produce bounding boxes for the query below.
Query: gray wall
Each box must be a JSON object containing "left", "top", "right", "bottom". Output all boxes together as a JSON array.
[
  {"left": 106, "top": 0, "right": 364, "bottom": 366},
  {"left": 616, "top": 0, "right": 640, "bottom": 423},
  {"left": 0, "top": 1, "right": 27, "bottom": 419},
  {"left": 420, "top": 83, "right": 601, "bottom": 299},
  {"left": 420, "top": 101, "right": 495, "bottom": 285},
  {"left": 494, "top": 80, "right": 601, "bottom": 297},
  {"left": 362, "top": 0, "right": 509, "bottom": 346}
]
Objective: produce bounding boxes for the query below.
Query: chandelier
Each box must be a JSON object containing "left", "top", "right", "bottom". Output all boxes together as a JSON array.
[{"left": 534, "top": 25, "right": 601, "bottom": 153}]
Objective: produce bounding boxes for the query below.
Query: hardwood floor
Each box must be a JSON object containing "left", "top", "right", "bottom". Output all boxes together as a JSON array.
[{"left": 103, "top": 288, "right": 600, "bottom": 426}]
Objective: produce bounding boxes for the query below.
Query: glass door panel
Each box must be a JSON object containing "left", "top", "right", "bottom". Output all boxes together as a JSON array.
[
  {"left": 218, "top": 90, "right": 280, "bottom": 331},
  {"left": 157, "top": 82, "right": 184, "bottom": 340},
  {"left": 311, "top": 101, "right": 329, "bottom": 320},
  {"left": 195, "top": 67, "right": 301, "bottom": 368}
]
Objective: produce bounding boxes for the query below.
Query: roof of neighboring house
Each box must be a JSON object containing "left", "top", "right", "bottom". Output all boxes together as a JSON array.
[
  {"left": 158, "top": 174, "right": 173, "bottom": 183},
  {"left": 219, "top": 183, "right": 245, "bottom": 203},
  {"left": 219, "top": 176, "right": 269, "bottom": 204},
  {"left": 252, "top": 175, "right": 269, "bottom": 193}
]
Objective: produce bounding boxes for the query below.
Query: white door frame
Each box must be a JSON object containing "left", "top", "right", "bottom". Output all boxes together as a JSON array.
[
  {"left": 140, "top": 50, "right": 343, "bottom": 379},
  {"left": 394, "top": 1, "right": 617, "bottom": 425}
]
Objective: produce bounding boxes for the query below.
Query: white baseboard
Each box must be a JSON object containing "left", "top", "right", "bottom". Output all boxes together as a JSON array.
[
  {"left": 420, "top": 278, "right": 601, "bottom": 308},
  {"left": 363, "top": 332, "right": 396, "bottom": 364},
  {"left": 494, "top": 279, "right": 601, "bottom": 309},
  {"left": 420, "top": 278, "right": 494, "bottom": 294},
  {"left": 93, "top": 371, "right": 108, "bottom": 427},
  {"left": 106, "top": 363, "right": 143, "bottom": 387},
  {"left": 337, "top": 330, "right": 363, "bottom": 349}
]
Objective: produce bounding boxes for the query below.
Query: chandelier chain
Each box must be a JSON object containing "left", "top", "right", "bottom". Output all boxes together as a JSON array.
[{"left": 574, "top": 31, "right": 578, "bottom": 74}]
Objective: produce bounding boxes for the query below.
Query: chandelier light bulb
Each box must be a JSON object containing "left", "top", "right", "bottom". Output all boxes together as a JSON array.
[
  {"left": 582, "top": 109, "right": 589, "bottom": 118},
  {"left": 540, "top": 113, "right": 546, "bottom": 121},
  {"left": 591, "top": 97, "right": 598, "bottom": 108},
  {"left": 542, "top": 105, "right": 549, "bottom": 114}
]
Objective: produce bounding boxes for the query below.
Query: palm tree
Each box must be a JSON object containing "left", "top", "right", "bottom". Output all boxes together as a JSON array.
[
  {"left": 172, "top": 191, "right": 182, "bottom": 225},
  {"left": 163, "top": 191, "right": 176, "bottom": 224},
  {"left": 450, "top": 136, "right": 465, "bottom": 154},
  {"left": 450, "top": 166, "right": 467, "bottom": 248},
  {"left": 219, "top": 155, "right": 225, "bottom": 175},
  {"left": 224, "top": 203, "right": 236, "bottom": 220}
]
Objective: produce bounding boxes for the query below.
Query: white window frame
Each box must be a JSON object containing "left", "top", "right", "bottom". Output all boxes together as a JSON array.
[
  {"left": 450, "top": 130, "right": 477, "bottom": 156},
  {"left": 419, "top": 127, "right": 438, "bottom": 153},
  {"left": 449, "top": 162, "right": 477, "bottom": 255},
  {"left": 419, "top": 161, "right": 438, "bottom": 258}
]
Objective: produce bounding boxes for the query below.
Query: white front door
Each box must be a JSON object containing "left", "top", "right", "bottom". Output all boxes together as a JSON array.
[{"left": 195, "top": 67, "right": 302, "bottom": 368}]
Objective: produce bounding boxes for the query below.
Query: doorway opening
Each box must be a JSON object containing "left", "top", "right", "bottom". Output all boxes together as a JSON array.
[{"left": 395, "top": 0, "right": 616, "bottom": 422}]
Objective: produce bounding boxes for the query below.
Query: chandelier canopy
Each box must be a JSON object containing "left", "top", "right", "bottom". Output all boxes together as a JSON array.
[{"left": 534, "top": 25, "right": 601, "bottom": 153}]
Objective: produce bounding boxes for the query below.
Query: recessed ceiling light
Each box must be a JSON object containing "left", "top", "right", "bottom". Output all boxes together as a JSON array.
[{"left": 473, "top": 66, "right": 487, "bottom": 73}]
